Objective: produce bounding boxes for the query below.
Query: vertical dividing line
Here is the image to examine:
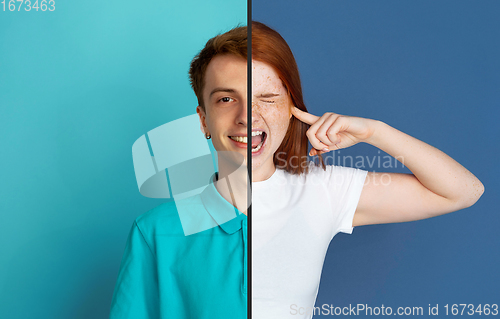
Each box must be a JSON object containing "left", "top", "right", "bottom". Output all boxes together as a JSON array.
[{"left": 247, "top": 1, "right": 252, "bottom": 317}]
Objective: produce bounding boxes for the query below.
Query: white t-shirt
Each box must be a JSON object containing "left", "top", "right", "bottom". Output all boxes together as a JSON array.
[{"left": 252, "top": 162, "right": 368, "bottom": 319}]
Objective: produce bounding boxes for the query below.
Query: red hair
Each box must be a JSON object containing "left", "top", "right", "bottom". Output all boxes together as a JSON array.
[{"left": 252, "top": 21, "right": 324, "bottom": 174}]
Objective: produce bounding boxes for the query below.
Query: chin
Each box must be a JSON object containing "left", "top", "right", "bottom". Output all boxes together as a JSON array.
[{"left": 250, "top": 153, "right": 270, "bottom": 171}]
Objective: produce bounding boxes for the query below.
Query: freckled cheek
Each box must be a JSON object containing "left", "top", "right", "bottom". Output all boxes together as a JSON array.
[
  {"left": 273, "top": 101, "right": 291, "bottom": 136},
  {"left": 252, "top": 101, "right": 291, "bottom": 139}
]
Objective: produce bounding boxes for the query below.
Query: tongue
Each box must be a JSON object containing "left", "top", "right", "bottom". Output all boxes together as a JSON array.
[{"left": 251, "top": 134, "right": 263, "bottom": 148}]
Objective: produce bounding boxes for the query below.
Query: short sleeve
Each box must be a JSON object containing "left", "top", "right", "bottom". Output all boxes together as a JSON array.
[
  {"left": 109, "top": 221, "right": 160, "bottom": 319},
  {"left": 323, "top": 165, "right": 368, "bottom": 235}
]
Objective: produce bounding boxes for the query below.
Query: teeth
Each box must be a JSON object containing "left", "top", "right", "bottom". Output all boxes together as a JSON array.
[
  {"left": 229, "top": 131, "right": 264, "bottom": 143},
  {"left": 229, "top": 131, "right": 266, "bottom": 153},
  {"left": 230, "top": 136, "right": 247, "bottom": 143},
  {"left": 252, "top": 140, "right": 264, "bottom": 152},
  {"left": 252, "top": 132, "right": 266, "bottom": 153}
]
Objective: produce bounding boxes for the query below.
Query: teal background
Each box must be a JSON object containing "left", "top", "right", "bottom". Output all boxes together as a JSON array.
[{"left": 0, "top": 1, "right": 246, "bottom": 318}]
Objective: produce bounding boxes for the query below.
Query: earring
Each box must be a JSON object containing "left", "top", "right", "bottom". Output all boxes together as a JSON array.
[{"left": 205, "top": 132, "right": 211, "bottom": 139}]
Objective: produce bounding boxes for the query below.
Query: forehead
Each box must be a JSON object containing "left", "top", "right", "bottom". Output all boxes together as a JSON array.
[
  {"left": 252, "top": 60, "right": 287, "bottom": 94},
  {"left": 203, "top": 54, "right": 247, "bottom": 98}
]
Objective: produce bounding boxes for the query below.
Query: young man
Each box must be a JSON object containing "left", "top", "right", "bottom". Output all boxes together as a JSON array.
[{"left": 109, "top": 25, "right": 248, "bottom": 319}]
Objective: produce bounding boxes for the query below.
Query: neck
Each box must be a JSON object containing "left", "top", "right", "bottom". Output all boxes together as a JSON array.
[{"left": 215, "top": 158, "right": 249, "bottom": 215}]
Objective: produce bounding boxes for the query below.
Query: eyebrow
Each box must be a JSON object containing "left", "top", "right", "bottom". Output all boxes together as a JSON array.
[
  {"left": 209, "top": 88, "right": 236, "bottom": 97},
  {"left": 256, "top": 93, "right": 281, "bottom": 98}
]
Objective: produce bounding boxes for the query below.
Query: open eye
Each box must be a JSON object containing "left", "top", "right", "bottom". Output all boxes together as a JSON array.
[
  {"left": 263, "top": 100, "right": 275, "bottom": 104},
  {"left": 219, "top": 97, "right": 234, "bottom": 103}
]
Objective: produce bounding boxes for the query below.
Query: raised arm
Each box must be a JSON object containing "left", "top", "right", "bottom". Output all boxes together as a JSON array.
[
  {"left": 291, "top": 107, "right": 484, "bottom": 226},
  {"left": 352, "top": 120, "right": 484, "bottom": 226}
]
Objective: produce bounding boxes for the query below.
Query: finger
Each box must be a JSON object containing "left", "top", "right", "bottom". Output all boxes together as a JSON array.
[
  {"left": 306, "top": 114, "right": 330, "bottom": 151},
  {"left": 316, "top": 113, "right": 340, "bottom": 146},
  {"left": 291, "top": 106, "right": 319, "bottom": 125},
  {"left": 327, "top": 116, "right": 349, "bottom": 148},
  {"left": 309, "top": 148, "right": 328, "bottom": 156}
]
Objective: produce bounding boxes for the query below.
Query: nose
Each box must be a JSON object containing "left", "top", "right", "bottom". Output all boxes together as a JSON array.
[
  {"left": 251, "top": 100, "right": 262, "bottom": 127},
  {"left": 236, "top": 96, "right": 248, "bottom": 127}
]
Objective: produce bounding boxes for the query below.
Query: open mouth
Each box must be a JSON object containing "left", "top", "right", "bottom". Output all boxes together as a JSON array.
[
  {"left": 229, "top": 131, "right": 267, "bottom": 153},
  {"left": 251, "top": 131, "right": 266, "bottom": 152}
]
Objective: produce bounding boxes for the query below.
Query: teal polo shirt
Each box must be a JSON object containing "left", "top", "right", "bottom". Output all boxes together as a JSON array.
[{"left": 109, "top": 180, "right": 248, "bottom": 318}]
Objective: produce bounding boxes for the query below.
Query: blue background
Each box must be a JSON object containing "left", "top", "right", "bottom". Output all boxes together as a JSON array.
[
  {"left": 254, "top": 0, "right": 500, "bottom": 316},
  {"left": 0, "top": 1, "right": 245, "bottom": 318}
]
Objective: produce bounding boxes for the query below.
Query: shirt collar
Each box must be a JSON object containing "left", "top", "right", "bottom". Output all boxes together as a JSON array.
[{"left": 200, "top": 173, "right": 247, "bottom": 234}]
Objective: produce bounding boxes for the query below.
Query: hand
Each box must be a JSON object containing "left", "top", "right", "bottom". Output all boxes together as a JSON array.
[{"left": 291, "top": 107, "right": 377, "bottom": 156}]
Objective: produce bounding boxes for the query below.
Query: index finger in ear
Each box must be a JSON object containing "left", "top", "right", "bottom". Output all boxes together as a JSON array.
[{"left": 291, "top": 107, "right": 319, "bottom": 125}]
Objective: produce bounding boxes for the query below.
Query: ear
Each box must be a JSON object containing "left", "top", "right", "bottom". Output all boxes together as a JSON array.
[{"left": 196, "top": 105, "right": 208, "bottom": 134}]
